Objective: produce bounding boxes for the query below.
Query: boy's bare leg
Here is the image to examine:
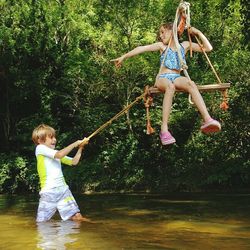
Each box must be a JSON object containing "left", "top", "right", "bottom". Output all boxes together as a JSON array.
[{"left": 70, "top": 212, "right": 91, "bottom": 222}]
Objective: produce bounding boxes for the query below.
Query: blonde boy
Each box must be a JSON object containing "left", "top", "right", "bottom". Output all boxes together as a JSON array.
[{"left": 32, "top": 124, "right": 89, "bottom": 222}]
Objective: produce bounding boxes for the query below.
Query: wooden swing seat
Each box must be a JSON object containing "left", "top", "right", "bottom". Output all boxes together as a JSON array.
[
  {"left": 146, "top": 83, "right": 230, "bottom": 94},
  {"left": 144, "top": 83, "right": 230, "bottom": 134}
]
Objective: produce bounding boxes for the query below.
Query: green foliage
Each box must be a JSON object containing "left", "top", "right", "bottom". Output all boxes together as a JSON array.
[
  {"left": 0, "top": 0, "right": 249, "bottom": 193},
  {"left": 0, "top": 153, "right": 38, "bottom": 193}
]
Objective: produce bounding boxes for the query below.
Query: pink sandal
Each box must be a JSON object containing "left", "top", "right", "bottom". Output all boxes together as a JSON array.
[
  {"left": 201, "top": 118, "right": 221, "bottom": 134},
  {"left": 160, "top": 131, "right": 176, "bottom": 145}
]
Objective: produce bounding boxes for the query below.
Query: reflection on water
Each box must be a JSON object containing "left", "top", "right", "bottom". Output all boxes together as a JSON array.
[
  {"left": 1, "top": 193, "right": 250, "bottom": 249},
  {"left": 37, "top": 221, "right": 80, "bottom": 250}
]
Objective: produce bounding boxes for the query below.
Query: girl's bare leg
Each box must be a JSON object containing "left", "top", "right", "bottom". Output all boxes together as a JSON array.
[
  {"left": 155, "top": 78, "right": 175, "bottom": 132},
  {"left": 173, "top": 77, "right": 211, "bottom": 122}
]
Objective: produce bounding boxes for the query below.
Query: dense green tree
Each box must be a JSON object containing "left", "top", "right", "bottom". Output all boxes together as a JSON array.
[{"left": 0, "top": 0, "right": 249, "bottom": 193}]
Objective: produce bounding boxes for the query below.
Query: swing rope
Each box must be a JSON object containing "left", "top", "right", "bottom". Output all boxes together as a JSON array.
[
  {"left": 173, "top": 1, "right": 194, "bottom": 105},
  {"left": 144, "top": 0, "right": 230, "bottom": 134},
  {"left": 173, "top": 1, "right": 228, "bottom": 109},
  {"left": 173, "top": 1, "right": 191, "bottom": 76},
  {"left": 193, "top": 35, "right": 229, "bottom": 110},
  {"left": 84, "top": 92, "right": 145, "bottom": 141}
]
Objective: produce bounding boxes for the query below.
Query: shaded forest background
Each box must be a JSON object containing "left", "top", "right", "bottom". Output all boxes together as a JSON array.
[{"left": 0, "top": 0, "right": 249, "bottom": 193}]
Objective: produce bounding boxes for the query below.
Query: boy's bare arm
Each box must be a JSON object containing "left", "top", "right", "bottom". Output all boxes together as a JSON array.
[
  {"left": 72, "top": 147, "right": 83, "bottom": 165},
  {"left": 72, "top": 138, "right": 89, "bottom": 165},
  {"left": 54, "top": 138, "right": 89, "bottom": 159}
]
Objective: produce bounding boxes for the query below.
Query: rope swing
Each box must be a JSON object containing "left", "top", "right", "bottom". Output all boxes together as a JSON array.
[
  {"left": 82, "top": 0, "right": 230, "bottom": 141},
  {"left": 144, "top": 0, "right": 230, "bottom": 134}
]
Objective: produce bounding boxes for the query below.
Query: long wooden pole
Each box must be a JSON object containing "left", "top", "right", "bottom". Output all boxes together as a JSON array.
[{"left": 82, "top": 92, "right": 145, "bottom": 142}]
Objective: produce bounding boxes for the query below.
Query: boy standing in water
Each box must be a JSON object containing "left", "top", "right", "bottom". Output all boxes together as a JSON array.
[{"left": 32, "top": 124, "right": 89, "bottom": 222}]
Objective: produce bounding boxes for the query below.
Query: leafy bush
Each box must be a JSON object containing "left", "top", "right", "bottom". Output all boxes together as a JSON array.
[{"left": 0, "top": 153, "right": 38, "bottom": 193}]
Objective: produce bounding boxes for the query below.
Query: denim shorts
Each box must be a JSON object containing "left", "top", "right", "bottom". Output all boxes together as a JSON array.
[
  {"left": 36, "top": 186, "right": 80, "bottom": 222},
  {"left": 158, "top": 73, "right": 181, "bottom": 83}
]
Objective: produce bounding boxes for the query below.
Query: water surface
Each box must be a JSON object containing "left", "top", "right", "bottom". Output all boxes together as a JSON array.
[{"left": 1, "top": 193, "right": 250, "bottom": 249}]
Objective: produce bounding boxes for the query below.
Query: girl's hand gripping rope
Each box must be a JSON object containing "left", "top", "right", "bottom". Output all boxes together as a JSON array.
[{"left": 188, "top": 27, "right": 201, "bottom": 36}]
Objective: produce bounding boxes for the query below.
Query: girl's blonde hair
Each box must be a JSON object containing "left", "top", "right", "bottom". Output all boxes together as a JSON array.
[{"left": 32, "top": 124, "right": 55, "bottom": 145}]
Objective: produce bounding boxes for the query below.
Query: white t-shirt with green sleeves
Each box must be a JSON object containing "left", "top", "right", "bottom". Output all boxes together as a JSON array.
[{"left": 35, "top": 144, "right": 73, "bottom": 191}]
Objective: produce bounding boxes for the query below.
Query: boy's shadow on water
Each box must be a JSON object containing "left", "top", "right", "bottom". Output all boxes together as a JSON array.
[{"left": 37, "top": 220, "right": 81, "bottom": 250}]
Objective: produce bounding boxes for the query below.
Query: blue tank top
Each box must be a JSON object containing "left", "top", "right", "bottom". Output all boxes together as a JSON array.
[{"left": 160, "top": 45, "right": 186, "bottom": 70}]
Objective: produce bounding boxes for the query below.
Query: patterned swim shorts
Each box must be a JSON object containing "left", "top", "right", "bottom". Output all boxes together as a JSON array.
[
  {"left": 158, "top": 73, "right": 181, "bottom": 83},
  {"left": 36, "top": 186, "right": 80, "bottom": 222}
]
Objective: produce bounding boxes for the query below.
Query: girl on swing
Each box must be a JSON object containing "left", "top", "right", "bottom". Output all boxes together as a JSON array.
[{"left": 112, "top": 22, "right": 221, "bottom": 145}]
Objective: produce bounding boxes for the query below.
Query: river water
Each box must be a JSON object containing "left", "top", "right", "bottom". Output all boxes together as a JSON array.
[{"left": 0, "top": 193, "right": 250, "bottom": 249}]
